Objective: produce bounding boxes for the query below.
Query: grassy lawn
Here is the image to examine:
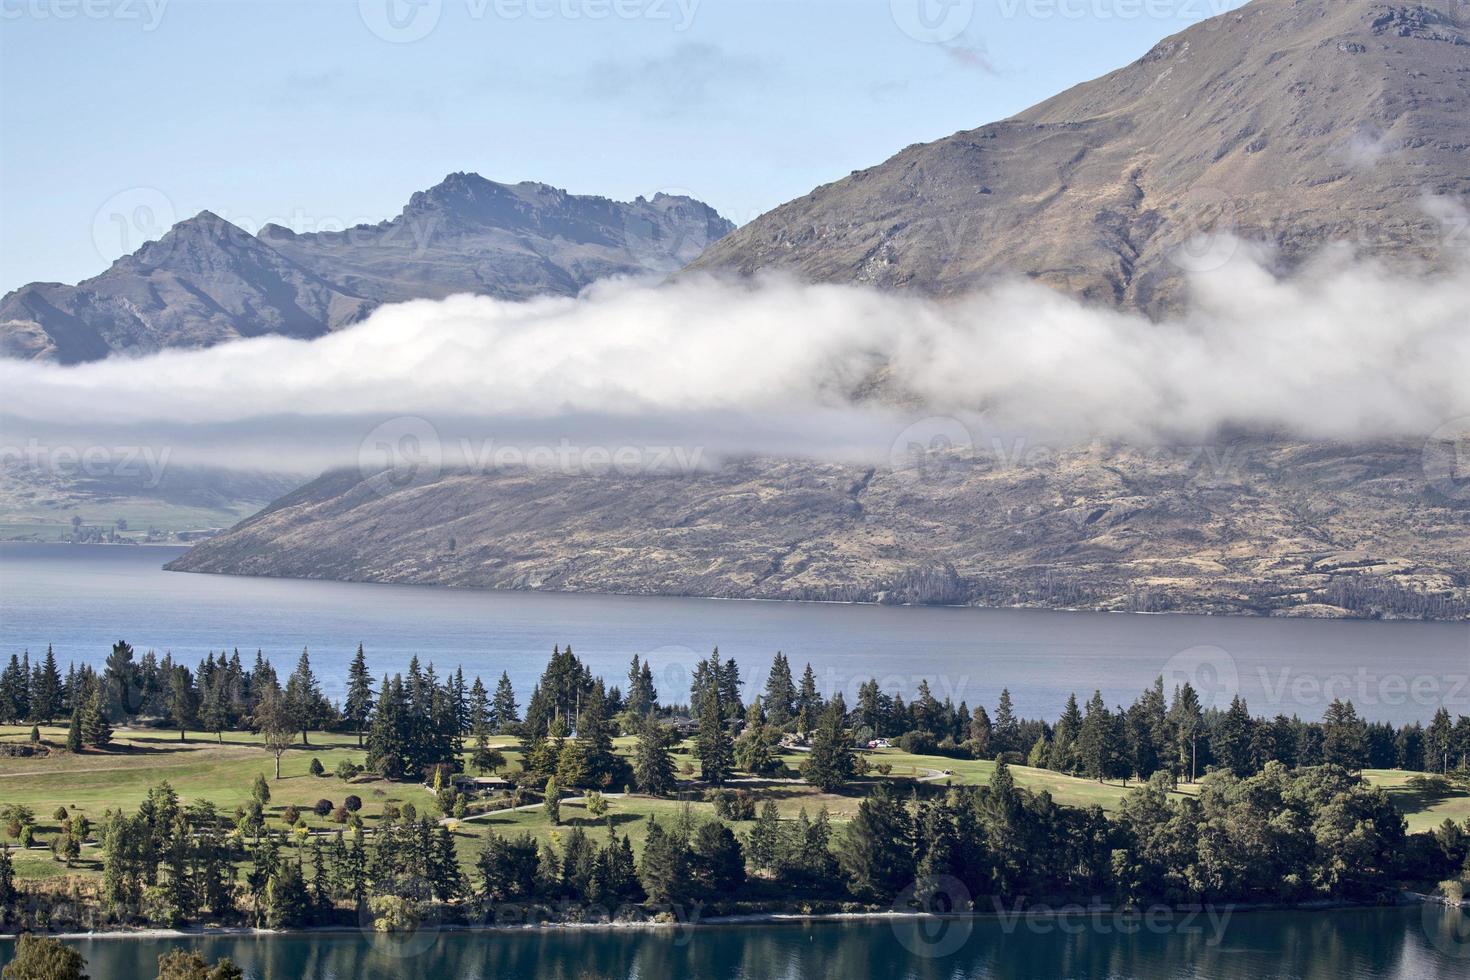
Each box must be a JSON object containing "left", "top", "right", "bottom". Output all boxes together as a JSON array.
[
  {"left": 1363, "top": 769, "right": 1470, "bottom": 833},
  {"left": 4, "top": 725, "right": 1466, "bottom": 884},
  {"left": 0, "top": 725, "right": 441, "bottom": 864}
]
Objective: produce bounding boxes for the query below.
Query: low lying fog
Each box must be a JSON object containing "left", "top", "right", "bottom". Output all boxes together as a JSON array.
[{"left": 3, "top": 242, "right": 1468, "bottom": 475}]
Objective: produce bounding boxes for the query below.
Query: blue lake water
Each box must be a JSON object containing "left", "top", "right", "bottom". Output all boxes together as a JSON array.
[
  {"left": 0, "top": 543, "right": 1466, "bottom": 724},
  {"left": 3, "top": 906, "right": 1469, "bottom": 979}
]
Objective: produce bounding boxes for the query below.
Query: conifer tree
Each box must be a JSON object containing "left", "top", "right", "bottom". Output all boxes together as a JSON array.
[
  {"left": 492, "top": 672, "right": 520, "bottom": 733},
  {"left": 763, "top": 652, "right": 797, "bottom": 728},
  {"left": 696, "top": 651, "right": 734, "bottom": 785},
  {"left": 801, "top": 695, "right": 855, "bottom": 791},
  {"left": 634, "top": 723, "right": 677, "bottom": 795},
  {"left": 344, "top": 644, "right": 375, "bottom": 747}
]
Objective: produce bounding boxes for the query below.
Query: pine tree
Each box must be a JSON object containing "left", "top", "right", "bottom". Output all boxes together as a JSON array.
[
  {"left": 104, "top": 639, "right": 138, "bottom": 721},
  {"left": 366, "top": 675, "right": 409, "bottom": 780},
  {"left": 796, "top": 663, "right": 821, "bottom": 734},
  {"left": 1322, "top": 699, "right": 1367, "bottom": 770},
  {"left": 1212, "top": 695, "right": 1255, "bottom": 776},
  {"left": 840, "top": 784, "right": 914, "bottom": 902},
  {"left": 763, "top": 652, "right": 797, "bottom": 728},
  {"left": 284, "top": 649, "right": 330, "bottom": 746},
  {"left": 801, "top": 695, "right": 855, "bottom": 791},
  {"left": 637, "top": 817, "right": 690, "bottom": 905},
  {"left": 1169, "top": 683, "right": 1204, "bottom": 782},
  {"left": 82, "top": 683, "right": 112, "bottom": 747},
  {"left": 168, "top": 665, "right": 197, "bottom": 742},
  {"left": 576, "top": 680, "right": 616, "bottom": 786},
  {"left": 968, "top": 704, "right": 992, "bottom": 757},
  {"left": 492, "top": 672, "right": 519, "bottom": 733},
  {"left": 634, "top": 723, "right": 677, "bottom": 795},
  {"left": 344, "top": 644, "right": 375, "bottom": 747},
  {"left": 1426, "top": 707, "right": 1453, "bottom": 773},
  {"left": 696, "top": 651, "right": 734, "bottom": 785},
  {"left": 65, "top": 706, "right": 83, "bottom": 753},
  {"left": 30, "top": 646, "right": 62, "bottom": 723},
  {"left": 993, "top": 688, "right": 1019, "bottom": 756}
]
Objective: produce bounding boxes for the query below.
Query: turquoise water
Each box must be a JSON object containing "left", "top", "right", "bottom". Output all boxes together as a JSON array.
[
  {"left": 1, "top": 543, "right": 1467, "bottom": 723},
  {"left": 4, "top": 906, "right": 1469, "bottom": 979}
]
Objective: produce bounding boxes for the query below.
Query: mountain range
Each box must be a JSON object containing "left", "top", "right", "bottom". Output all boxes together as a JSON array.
[
  {"left": 20, "top": 0, "right": 1470, "bottom": 617},
  {"left": 0, "top": 174, "right": 734, "bottom": 363},
  {"left": 691, "top": 0, "right": 1470, "bottom": 314}
]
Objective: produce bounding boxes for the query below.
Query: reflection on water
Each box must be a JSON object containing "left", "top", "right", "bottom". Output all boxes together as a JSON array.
[{"left": 8, "top": 906, "right": 1466, "bottom": 980}]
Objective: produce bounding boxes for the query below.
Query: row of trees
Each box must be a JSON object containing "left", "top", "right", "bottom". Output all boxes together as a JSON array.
[{"left": 1, "top": 758, "right": 1437, "bottom": 938}]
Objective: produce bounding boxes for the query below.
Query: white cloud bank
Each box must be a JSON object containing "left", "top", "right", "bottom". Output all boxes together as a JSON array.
[{"left": 2, "top": 243, "right": 1469, "bottom": 473}]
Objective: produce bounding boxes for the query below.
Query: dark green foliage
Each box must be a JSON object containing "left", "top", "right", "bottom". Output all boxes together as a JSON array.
[
  {"left": 801, "top": 696, "right": 855, "bottom": 791},
  {"left": 2, "top": 934, "right": 88, "bottom": 980}
]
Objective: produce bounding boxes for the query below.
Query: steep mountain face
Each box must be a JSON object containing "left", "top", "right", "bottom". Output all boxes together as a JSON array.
[
  {"left": 690, "top": 0, "right": 1470, "bottom": 313},
  {"left": 166, "top": 441, "right": 1470, "bottom": 619},
  {"left": 0, "top": 175, "right": 734, "bottom": 363}
]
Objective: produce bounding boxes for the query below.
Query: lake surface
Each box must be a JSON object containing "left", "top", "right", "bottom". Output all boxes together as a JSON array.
[
  {"left": 3, "top": 906, "right": 1469, "bottom": 979},
  {"left": 0, "top": 543, "right": 1466, "bottom": 724}
]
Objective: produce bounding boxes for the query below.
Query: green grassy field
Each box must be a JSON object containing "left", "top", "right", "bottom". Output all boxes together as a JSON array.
[{"left": 2, "top": 726, "right": 1465, "bottom": 884}]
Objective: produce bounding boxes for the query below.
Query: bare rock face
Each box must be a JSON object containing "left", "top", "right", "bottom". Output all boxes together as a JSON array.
[
  {"left": 0, "top": 176, "right": 733, "bottom": 364},
  {"left": 167, "top": 441, "right": 1470, "bottom": 619},
  {"left": 689, "top": 0, "right": 1470, "bottom": 315}
]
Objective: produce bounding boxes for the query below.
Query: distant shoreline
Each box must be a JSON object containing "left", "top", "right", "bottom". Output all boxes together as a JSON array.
[{"left": 2, "top": 894, "right": 1452, "bottom": 944}]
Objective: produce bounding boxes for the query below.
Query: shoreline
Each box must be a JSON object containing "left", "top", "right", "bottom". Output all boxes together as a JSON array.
[
  {"left": 3, "top": 893, "right": 1453, "bottom": 944},
  {"left": 157, "top": 562, "right": 1470, "bottom": 625}
]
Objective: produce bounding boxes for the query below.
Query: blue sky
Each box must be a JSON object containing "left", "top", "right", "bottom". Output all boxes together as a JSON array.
[{"left": 0, "top": 0, "right": 1249, "bottom": 293}]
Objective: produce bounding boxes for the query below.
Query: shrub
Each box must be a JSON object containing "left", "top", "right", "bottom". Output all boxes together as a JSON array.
[
  {"left": 584, "top": 790, "right": 608, "bottom": 819},
  {"left": 280, "top": 805, "right": 301, "bottom": 826},
  {"left": 19, "top": 825, "right": 35, "bottom": 848},
  {"left": 313, "top": 799, "right": 333, "bottom": 817},
  {"left": 53, "top": 806, "right": 69, "bottom": 822},
  {"left": 706, "top": 788, "right": 756, "bottom": 821},
  {"left": 336, "top": 759, "right": 362, "bottom": 781},
  {"left": 343, "top": 795, "right": 362, "bottom": 813},
  {"left": 382, "top": 803, "right": 401, "bottom": 820},
  {"left": 330, "top": 806, "right": 348, "bottom": 824},
  {"left": 896, "top": 730, "right": 937, "bottom": 755},
  {"left": 401, "top": 802, "right": 417, "bottom": 822},
  {"left": 309, "top": 757, "right": 324, "bottom": 776},
  {"left": 875, "top": 762, "right": 893, "bottom": 776}
]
